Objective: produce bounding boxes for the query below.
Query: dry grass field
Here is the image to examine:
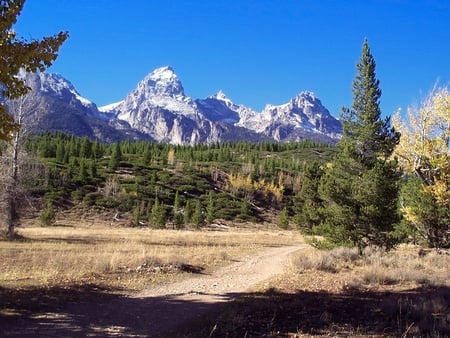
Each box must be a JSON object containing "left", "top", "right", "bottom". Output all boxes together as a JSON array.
[
  {"left": 1, "top": 217, "right": 449, "bottom": 337},
  {"left": 0, "top": 219, "right": 303, "bottom": 291}
]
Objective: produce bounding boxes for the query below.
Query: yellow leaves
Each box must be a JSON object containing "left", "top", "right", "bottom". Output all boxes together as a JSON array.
[
  {"left": 393, "top": 87, "right": 450, "bottom": 172},
  {"left": 227, "top": 172, "right": 284, "bottom": 202},
  {"left": 433, "top": 87, "right": 450, "bottom": 123},
  {"left": 424, "top": 178, "right": 449, "bottom": 206},
  {"left": 401, "top": 206, "right": 419, "bottom": 225},
  {"left": 393, "top": 86, "right": 450, "bottom": 208},
  {"left": 228, "top": 172, "right": 252, "bottom": 192},
  {"left": 167, "top": 148, "right": 175, "bottom": 166}
]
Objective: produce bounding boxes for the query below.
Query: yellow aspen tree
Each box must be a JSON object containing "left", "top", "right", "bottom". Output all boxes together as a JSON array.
[
  {"left": 392, "top": 86, "right": 449, "bottom": 247},
  {"left": 392, "top": 86, "right": 450, "bottom": 204}
]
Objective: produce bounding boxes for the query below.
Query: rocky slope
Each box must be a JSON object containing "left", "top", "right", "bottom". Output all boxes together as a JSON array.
[{"left": 11, "top": 67, "right": 342, "bottom": 144}]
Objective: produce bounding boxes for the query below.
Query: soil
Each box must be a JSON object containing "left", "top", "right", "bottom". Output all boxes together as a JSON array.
[{"left": 0, "top": 244, "right": 306, "bottom": 337}]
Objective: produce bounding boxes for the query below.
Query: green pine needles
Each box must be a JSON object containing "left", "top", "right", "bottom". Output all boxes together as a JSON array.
[{"left": 315, "top": 40, "right": 401, "bottom": 250}]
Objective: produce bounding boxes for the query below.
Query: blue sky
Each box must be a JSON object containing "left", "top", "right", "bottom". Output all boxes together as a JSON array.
[{"left": 14, "top": 0, "right": 450, "bottom": 117}]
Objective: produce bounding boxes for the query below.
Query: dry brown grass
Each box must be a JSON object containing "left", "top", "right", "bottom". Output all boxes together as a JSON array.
[
  {"left": 288, "top": 244, "right": 450, "bottom": 292},
  {"left": 0, "top": 222, "right": 304, "bottom": 291},
  {"left": 199, "top": 244, "right": 450, "bottom": 337}
]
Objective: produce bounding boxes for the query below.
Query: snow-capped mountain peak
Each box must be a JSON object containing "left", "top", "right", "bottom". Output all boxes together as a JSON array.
[
  {"left": 147, "top": 66, "right": 177, "bottom": 82},
  {"left": 33, "top": 72, "right": 95, "bottom": 109},
  {"left": 210, "top": 90, "right": 230, "bottom": 102},
  {"left": 139, "top": 66, "right": 185, "bottom": 98},
  {"left": 14, "top": 67, "right": 342, "bottom": 145}
]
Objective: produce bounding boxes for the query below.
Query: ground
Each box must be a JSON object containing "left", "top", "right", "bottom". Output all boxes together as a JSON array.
[
  {"left": 1, "top": 216, "right": 449, "bottom": 337},
  {"left": 1, "top": 240, "right": 304, "bottom": 337}
]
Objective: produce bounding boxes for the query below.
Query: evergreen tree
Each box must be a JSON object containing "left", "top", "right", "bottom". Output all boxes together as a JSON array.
[
  {"left": 143, "top": 146, "right": 152, "bottom": 165},
  {"left": 398, "top": 177, "right": 449, "bottom": 248},
  {"left": 132, "top": 205, "right": 140, "bottom": 227},
  {"left": 192, "top": 199, "right": 203, "bottom": 228},
  {"left": 205, "top": 191, "right": 215, "bottom": 224},
  {"left": 39, "top": 202, "right": 55, "bottom": 226},
  {"left": 149, "top": 197, "right": 166, "bottom": 229},
  {"left": 293, "top": 161, "right": 325, "bottom": 232},
  {"left": 89, "top": 160, "right": 97, "bottom": 178},
  {"left": 62, "top": 145, "right": 70, "bottom": 164},
  {"left": 277, "top": 207, "right": 289, "bottom": 229},
  {"left": 317, "top": 40, "right": 401, "bottom": 250},
  {"left": 184, "top": 199, "right": 193, "bottom": 224},
  {"left": 172, "top": 190, "right": 184, "bottom": 228},
  {"left": 78, "top": 158, "right": 88, "bottom": 183},
  {"left": 239, "top": 198, "right": 250, "bottom": 220},
  {"left": 109, "top": 142, "right": 122, "bottom": 170},
  {"left": 37, "top": 137, "right": 51, "bottom": 157},
  {"left": 79, "top": 137, "right": 92, "bottom": 159},
  {"left": 55, "top": 141, "right": 65, "bottom": 163},
  {"left": 92, "top": 140, "right": 103, "bottom": 160}
]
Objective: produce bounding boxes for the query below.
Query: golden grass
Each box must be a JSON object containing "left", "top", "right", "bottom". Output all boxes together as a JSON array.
[
  {"left": 0, "top": 223, "right": 304, "bottom": 291},
  {"left": 289, "top": 244, "right": 450, "bottom": 291}
]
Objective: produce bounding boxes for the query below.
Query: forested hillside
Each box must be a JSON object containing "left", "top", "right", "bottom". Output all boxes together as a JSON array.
[{"left": 23, "top": 133, "right": 334, "bottom": 229}]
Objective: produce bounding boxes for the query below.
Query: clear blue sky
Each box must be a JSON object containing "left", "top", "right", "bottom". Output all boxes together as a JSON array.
[{"left": 14, "top": 0, "right": 450, "bottom": 117}]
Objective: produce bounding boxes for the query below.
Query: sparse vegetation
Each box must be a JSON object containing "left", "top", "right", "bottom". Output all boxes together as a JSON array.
[
  {"left": 175, "top": 245, "right": 450, "bottom": 337},
  {"left": 0, "top": 221, "right": 300, "bottom": 290}
]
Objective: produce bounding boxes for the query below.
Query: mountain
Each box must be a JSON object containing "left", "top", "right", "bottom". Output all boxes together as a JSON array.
[
  {"left": 237, "top": 91, "right": 342, "bottom": 141},
  {"left": 11, "top": 67, "right": 342, "bottom": 144},
  {"left": 12, "top": 72, "right": 151, "bottom": 142}
]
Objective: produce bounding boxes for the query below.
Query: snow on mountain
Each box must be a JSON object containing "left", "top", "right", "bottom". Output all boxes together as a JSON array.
[
  {"left": 99, "top": 100, "right": 124, "bottom": 113},
  {"left": 15, "top": 67, "right": 341, "bottom": 144},
  {"left": 116, "top": 66, "right": 198, "bottom": 126},
  {"left": 32, "top": 72, "right": 97, "bottom": 111},
  {"left": 237, "top": 91, "right": 342, "bottom": 141},
  {"left": 12, "top": 72, "right": 150, "bottom": 142},
  {"left": 195, "top": 90, "right": 260, "bottom": 126}
]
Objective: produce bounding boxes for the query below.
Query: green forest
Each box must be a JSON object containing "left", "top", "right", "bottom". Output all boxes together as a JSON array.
[{"left": 23, "top": 134, "right": 333, "bottom": 229}]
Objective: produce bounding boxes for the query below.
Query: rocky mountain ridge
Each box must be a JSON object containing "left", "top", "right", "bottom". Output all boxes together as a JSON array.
[{"left": 12, "top": 66, "right": 342, "bottom": 144}]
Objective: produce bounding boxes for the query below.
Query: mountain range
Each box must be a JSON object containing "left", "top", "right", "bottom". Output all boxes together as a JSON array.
[{"left": 11, "top": 66, "right": 342, "bottom": 144}]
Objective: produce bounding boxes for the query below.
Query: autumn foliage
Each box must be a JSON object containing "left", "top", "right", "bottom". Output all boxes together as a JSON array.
[{"left": 393, "top": 86, "right": 450, "bottom": 247}]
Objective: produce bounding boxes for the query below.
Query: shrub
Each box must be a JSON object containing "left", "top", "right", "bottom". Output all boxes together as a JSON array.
[
  {"left": 293, "top": 250, "right": 337, "bottom": 273},
  {"left": 95, "top": 197, "right": 120, "bottom": 209},
  {"left": 71, "top": 189, "right": 84, "bottom": 202},
  {"left": 277, "top": 207, "right": 289, "bottom": 229},
  {"left": 83, "top": 192, "right": 102, "bottom": 206},
  {"left": 40, "top": 204, "right": 55, "bottom": 226}
]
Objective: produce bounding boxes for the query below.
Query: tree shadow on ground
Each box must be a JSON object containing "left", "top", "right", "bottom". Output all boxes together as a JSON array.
[
  {"left": 184, "top": 287, "right": 450, "bottom": 338},
  {"left": 0, "top": 284, "right": 449, "bottom": 337}
]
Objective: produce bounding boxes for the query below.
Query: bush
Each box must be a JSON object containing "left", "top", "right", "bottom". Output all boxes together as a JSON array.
[
  {"left": 95, "top": 197, "right": 120, "bottom": 209},
  {"left": 40, "top": 204, "right": 55, "bottom": 226},
  {"left": 293, "top": 250, "right": 337, "bottom": 273},
  {"left": 277, "top": 207, "right": 289, "bottom": 229},
  {"left": 71, "top": 189, "right": 84, "bottom": 202},
  {"left": 293, "top": 246, "right": 360, "bottom": 274},
  {"left": 83, "top": 192, "right": 102, "bottom": 206}
]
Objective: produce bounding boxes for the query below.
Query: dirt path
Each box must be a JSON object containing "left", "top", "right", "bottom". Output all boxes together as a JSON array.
[{"left": 1, "top": 244, "right": 306, "bottom": 337}]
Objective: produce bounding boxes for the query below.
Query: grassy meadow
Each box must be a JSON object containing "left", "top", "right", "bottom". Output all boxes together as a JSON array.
[{"left": 0, "top": 218, "right": 303, "bottom": 291}]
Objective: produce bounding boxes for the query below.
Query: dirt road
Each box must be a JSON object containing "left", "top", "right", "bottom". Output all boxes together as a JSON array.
[{"left": 1, "top": 244, "right": 305, "bottom": 337}]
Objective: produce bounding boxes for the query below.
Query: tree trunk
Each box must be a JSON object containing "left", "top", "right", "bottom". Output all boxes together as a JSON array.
[
  {"left": 5, "top": 113, "right": 21, "bottom": 238},
  {"left": 6, "top": 190, "right": 15, "bottom": 238}
]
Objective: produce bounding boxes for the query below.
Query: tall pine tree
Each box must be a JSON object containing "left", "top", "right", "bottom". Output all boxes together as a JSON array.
[
  {"left": 109, "top": 142, "right": 122, "bottom": 170},
  {"left": 317, "top": 40, "right": 401, "bottom": 250}
]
